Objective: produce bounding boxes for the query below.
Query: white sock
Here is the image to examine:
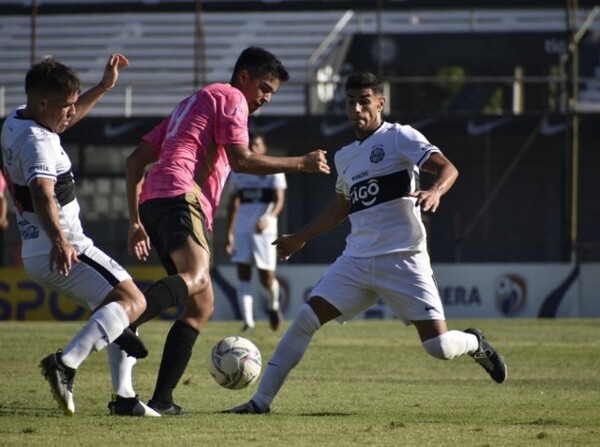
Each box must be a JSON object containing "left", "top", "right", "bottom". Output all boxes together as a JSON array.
[
  {"left": 238, "top": 281, "right": 254, "bottom": 327},
  {"left": 62, "top": 301, "right": 129, "bottom": 369},
  {"left": 252, "top": 303, "right": 321, "bottom": 410},
  {"left": 107, "top": 337, "right": 137, "bottom": 398},
  {"left": 267, "top": 279, "right": 280, "bottom": 311},
  {"left": 422, "top": 330, "right": 479, "bottom": 360}
]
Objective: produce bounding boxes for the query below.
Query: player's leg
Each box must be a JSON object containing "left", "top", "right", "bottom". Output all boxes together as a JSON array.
[
  {"left": 224, "top": 255, "right": 376, "bottom": 414},
  {"left": 258, "top": 268, "right": 282, "bottom": 330},
  {"left": 147, "top": 235, "right": 212, "bottom": 415},
  {"left": 236, "top": 262, "right": 255, "bottom": 331},
  {"left": 29, "top": 247, "right": 146, "bottom": 415},
  {"left": 255, "top": 231, "right": 282, "bottom": 330},
  {"left": 106, "top": 340, "right": 160, "bottom": 417},
  {"left": 232, "top": 231, "right": 255, "bottom": 331},
  {"left": 377, "top": 250, "right": 507, "bottom": 383}
]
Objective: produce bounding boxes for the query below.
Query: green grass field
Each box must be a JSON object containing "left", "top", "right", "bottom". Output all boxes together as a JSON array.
[{"left": 0, "top": 319, "right": 599, "bottom": 446}]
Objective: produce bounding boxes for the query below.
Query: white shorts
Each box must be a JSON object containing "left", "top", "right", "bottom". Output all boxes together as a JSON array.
[
  {"left": 23, "top": 244, "right": 132, "bottom": 311},
  {"left": 310, "top": 250, "right": 445, "bottom": 325},
  {"left": 231, "top": 231, "right": 277, "bottom": 271}
]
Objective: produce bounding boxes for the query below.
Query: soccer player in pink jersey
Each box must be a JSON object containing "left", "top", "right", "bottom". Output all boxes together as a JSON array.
[
  {"left": 125, "top": 46, "right": 330, "bottom": 415},
  {"left": 0, "top": 170, "right": 9, "bottom": 230}
]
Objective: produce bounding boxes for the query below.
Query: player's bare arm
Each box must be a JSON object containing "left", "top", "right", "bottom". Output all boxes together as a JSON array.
[
  {"left": 410, "top": 152, "right": 459, "bottom": 213},
  {"left": 256, "top": 188, "right": 285, "bottom": 233},
  {"left": 226, "top": 143, "right": 330, "bottom": 175},
  {"left": 29, "top": 177, "right": 79, "bottom": 275},
  {"left": 225, "top": 193, "right": 240, "bottom": 255},
  {"left": 0, "top": 191, "right": 8, "bottom": 230},
  {"left": 273, "top": 193, "right": 350, "bottom": 261},
  {"left": 68, "top": 53, "right": 129, "bottom": 128},
  {"left": 125, "top": 140, "right": 157, "bottom": 261}
]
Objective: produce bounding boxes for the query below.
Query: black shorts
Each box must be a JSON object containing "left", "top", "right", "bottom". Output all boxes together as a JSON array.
[{"left": 139, "top": 191, "right": 210, "bottom": 274}]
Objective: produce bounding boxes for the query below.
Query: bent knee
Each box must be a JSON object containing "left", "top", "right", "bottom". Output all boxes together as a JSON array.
[{"left": 184, "top": 271, "right": 210, "bottom": 295}]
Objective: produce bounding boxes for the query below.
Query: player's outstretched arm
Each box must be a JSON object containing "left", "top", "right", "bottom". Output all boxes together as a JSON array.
[
  {"left": 225, "top": 144, "right": 330, "bottom": 175},
  {"left": 68, "top": 53, "right": 130, "bottom": 128},
  {"left": 273, "top": 193, "right": 350, "bottom": 261}
]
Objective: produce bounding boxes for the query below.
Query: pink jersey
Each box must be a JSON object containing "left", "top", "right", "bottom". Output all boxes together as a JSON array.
[
  {"left": 140, "top": 83, "right": 249, "bottom": 230},
  {"left": 0, "top": 170, "right": 6, "bottom": 192}
]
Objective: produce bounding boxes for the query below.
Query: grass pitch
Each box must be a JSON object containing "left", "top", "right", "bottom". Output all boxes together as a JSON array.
[{"left": 0, "top": 319, "right": 599, "bottom": 446}]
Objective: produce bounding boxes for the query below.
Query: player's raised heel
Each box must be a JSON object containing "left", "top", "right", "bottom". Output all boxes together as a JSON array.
[
  {"left": 464, "top": 327, "right": 508, "bottom": 384},
  {"left": 113, "top": 327, "right": 149, "bottom": 358},
  {"left": 39, "top": 350, "right": 76, "bottom": 416}
]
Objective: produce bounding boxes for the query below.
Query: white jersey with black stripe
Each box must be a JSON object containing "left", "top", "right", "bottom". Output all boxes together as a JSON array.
[
  {"left": 334, "top": 121, "right": 441, "bottom": 257},
  {"left": 228, "top": 172, "right": 287, "bottom": 235},
  {"left": 1, "top": 106, "right": 92, "bottom": 258}
]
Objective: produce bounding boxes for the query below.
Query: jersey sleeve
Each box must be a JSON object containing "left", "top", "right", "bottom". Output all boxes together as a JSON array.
[
  {"left": 22, "top": 138, "right": 57, "bottom": 185},
  {"left": 214, "top": 89, "right": 250, "bottom": 147},
  {"left": 273, "top": 173, "right": 287, "bottom": 190},
  {"left": 395, "top": 124, "right": 441, "bottom": 168},
  {"left": 334, "top": 152, "right": 350, "bottom": 198}
]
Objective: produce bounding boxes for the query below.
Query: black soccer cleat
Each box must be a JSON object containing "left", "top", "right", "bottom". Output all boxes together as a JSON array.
[
  {"left": 222, "top": 400, "right": 270, "bottom": 415},
  {"left": 464, "top": 327, "right": 508, "bottom": 384},
  {"left": 113, "top": 327, "right": 149, "bottom": 359},
  {"left": 108, "top": 394, "right": 161, "bottom": 417},
  {"left": 147, "top": 399, "right": 185, "bottom": 416},
  {"left": 39, "top": 350, "right": 76, "bottom": 416},
  {"left": 240, "top": 323, "right": 255, "bottom": 333},
  {"left": 268, "top": 309, "right": 283, "bottom": 331}
]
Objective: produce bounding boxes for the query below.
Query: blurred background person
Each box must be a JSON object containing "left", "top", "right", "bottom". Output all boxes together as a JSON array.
[{"left": 226, "top": 131, "right": 287, "bottom": 332}]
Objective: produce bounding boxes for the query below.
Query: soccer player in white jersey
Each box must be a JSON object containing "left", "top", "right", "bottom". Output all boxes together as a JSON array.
[
  {"left": 0, "top": 55, "right": 160, "bottom": 417},
  {"left": 225, "top": 71, "right": 508, "bottom": 415},
  {"left": 226, "top": 132, "right": 287, "bottom": 332}
]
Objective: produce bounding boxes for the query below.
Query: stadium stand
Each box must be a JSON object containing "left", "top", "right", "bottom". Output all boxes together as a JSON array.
[{"left": 2, "top": 8, "right": 598, "bottom": 116}]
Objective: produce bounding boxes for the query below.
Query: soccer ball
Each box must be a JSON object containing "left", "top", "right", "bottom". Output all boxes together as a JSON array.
[{"left": 208, "top": 336, "right": 262, "bottom": 390}]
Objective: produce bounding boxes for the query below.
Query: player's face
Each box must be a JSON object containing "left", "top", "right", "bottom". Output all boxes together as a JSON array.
[
  {"left": 39, "top": 91, "right": 78, "bottom": 133},
  {"left": 345, "top": 88, "right": 384, "bottom": 139},
  {"left": 239, "top": 71, "right": 281, "bottom": 113},
  {"left": 250, "top": 136, "right": 267, "bottom": 154}
]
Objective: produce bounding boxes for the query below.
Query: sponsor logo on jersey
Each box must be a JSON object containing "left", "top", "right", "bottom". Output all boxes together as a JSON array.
[
  {"left": 239, "top": 188, "right": 274, "bottom": 204},
  {"left": 18, "top": 220, "right": 40, "bottom": 240},
  {"left": 369, "top": 145, "right": 385, "bottom": 163},
  {"left": 351, "top": 171, "right": 369, "bottom": 182},
  {"left": 348, "top": 170, "right": 410, "bottom": 214},
  {"left": 28, "top": 164, "right": 49, "bottom": 173}
]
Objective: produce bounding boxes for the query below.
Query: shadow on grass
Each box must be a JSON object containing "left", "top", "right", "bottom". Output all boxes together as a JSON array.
[
  {"left": 0, "top": 405, "right": 63, "bottom": 417},
  {"left": 298, "top": 412, "right": 353, "bottom": 417}
]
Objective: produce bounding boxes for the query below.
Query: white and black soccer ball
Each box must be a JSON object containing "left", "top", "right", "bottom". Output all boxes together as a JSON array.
[{"left": 208, "top": 336, "right": 262, "bottom": 390}]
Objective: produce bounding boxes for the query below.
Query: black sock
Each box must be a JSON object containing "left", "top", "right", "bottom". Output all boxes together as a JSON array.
[
  {"left": 132, "top": 275, "right": 188, "bottom": 328},
  {"left": 151, "top": 320, "right": 199, "bottom": 406}
]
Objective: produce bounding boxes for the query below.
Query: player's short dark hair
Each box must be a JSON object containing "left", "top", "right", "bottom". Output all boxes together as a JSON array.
[
  {"left": 231, "top": 46, "right": 290, "bottom": 83},
  {"left": 25, "top": 57, "right": 81, "bottom": 97},
  {"left": 345, "top": 71, "right": 383, "bottom": 95}
]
